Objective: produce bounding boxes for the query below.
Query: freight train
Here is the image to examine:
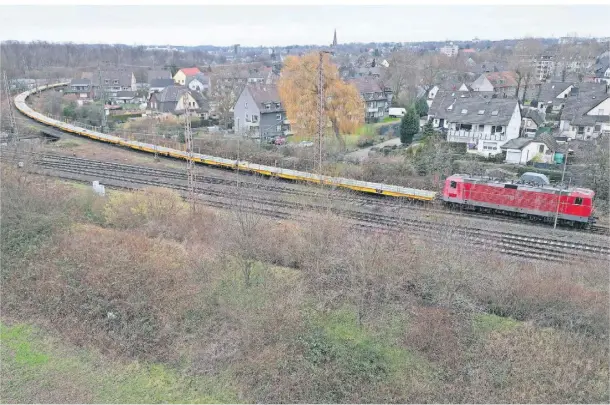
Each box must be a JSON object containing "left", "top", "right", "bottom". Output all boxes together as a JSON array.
[{"left": 14, "top": 83, "right": 597, "bottom": 228}]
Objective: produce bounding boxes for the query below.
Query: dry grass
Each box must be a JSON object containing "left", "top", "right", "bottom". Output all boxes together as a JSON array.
[{"left": 1, "top": 169, "right": 608, "bottom": 403}]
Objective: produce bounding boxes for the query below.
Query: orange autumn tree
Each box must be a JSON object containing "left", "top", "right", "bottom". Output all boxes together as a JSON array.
[{"left": 278, "top": 52, "right": 364, "bottom": 149}]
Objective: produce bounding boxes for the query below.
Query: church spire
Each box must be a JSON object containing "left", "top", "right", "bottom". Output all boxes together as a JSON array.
[{"left": 332, "top": 29, "right": 337, "bottom": 47}]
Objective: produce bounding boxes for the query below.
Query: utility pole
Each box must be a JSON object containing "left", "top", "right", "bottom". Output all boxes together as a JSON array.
[
  {"left": 553, "top": 143, "right": 570, "bottom": 229},
  {"left": 2, "top": 71, "right": 18, "bottom": 144},
  {"left": 98, "top": 65, "right": 108, "bottom": 133},
  {"left": 182, "top": 92, "right": 195, "bottom": 213}
]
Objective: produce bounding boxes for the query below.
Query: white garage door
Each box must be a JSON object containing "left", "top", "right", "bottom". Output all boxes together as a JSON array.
[{"left": 506, "top": 150, "right": 522, "bottom": 164}]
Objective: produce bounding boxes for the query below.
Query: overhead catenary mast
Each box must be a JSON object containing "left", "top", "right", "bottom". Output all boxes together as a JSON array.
[
  {"left": 2, "top": 71, "right": 18, "bottom": 144},
  {"left": 182, "top": 91, "right": 195, "bottom": 212}
]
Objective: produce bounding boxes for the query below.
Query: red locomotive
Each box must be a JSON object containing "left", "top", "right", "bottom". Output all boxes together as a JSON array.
[{"left": 442, "top": 172, "right": 596, "bottom": 228}]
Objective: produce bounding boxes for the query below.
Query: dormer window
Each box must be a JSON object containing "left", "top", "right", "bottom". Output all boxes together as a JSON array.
[
  {"left": 478, "top": 110, "right": 485, "bottom": 115},
  {"left": 491, "top": 110, "right": 499, "bottom": 116},
  {"left": 104, "top": 79, "right": 109, "bottom": 84},
  {"left": 265, "top": 103, "right": 270, "bottom": 109},
  {"left": 114, "top": 80, "right": 119, "bottom": 85},
  {"left": 461, "top": 109, "right": 467, "bottom": 114},
  {"left": 275, "top": 102, "right": 281, "bottom": 108}
]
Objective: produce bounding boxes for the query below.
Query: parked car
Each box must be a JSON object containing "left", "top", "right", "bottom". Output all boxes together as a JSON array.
[
  {"left": 272, "top": 137, "right": 286, "bottom": 145},
  {"left": 298, "top": 141, "right": 314, "bottom": 147}
]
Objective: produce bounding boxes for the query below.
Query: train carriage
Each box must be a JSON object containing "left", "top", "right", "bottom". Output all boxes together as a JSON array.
[{"left": 442, "top": 173, "right": 596, "bottom": 227}]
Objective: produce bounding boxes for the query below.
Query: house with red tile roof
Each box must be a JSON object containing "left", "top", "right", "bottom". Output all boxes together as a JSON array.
[{"left": 173, "top": 67, "right": 202, "bottom": 85}]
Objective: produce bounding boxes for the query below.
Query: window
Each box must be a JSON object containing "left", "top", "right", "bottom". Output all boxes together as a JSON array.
[
  {"left": 477, "top": 110, "right": 485, "bottom": 115},
  {"left": 275, "top": 102, "right": 281, "bottom": 108},
  {"left": 478, "top": 124, "right": 484, "bottom": 131},
  {"left": 595, "top": 124, "right": 601, "bottom": 131},
  {"left": 276, "top": 125, "right": 282, "bottom": 132},
  {"left": 491, "top": 110, "right": 499, "bottom": 116},
  {"left": 538, "top": 144, "right": 544, "bottom": 153},
  {"left": 245, "top": 114, "right": 250, "bottom": 122},
  {"left": 492, "top": 126, "right": 503, "bottom": 133},
  {"left": 245, "top": 102, "right": 248, "bottom": 109},
  {"left": 114, "top": 80, "right": 119, "bottom": 85},
  {"left": 265, "top": 103, "right": 270, "bottom": 109},
  {"left": 104, "top": 79, "right": 109, "bottom": 84},
  {"left": 575, "top": 197, "right": 583, "bottom": 205},
  {"left": 461, "top": 109, "right": 468, "bottom": 114},
  {"left": 450, "top": 181, "right": 457, "bottom": 188},
  {"left": 276, "top": 114, "right": 282, "bottom": 121}
]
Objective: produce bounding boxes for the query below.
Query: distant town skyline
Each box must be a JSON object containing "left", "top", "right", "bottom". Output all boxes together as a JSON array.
[{"left": 1, "top": 5, "right": 609, "bottom": 47}]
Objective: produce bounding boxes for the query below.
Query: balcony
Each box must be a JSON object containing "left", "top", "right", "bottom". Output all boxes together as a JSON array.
[{"left": 447, "top": 129, "right": 506, "bottom": 143}]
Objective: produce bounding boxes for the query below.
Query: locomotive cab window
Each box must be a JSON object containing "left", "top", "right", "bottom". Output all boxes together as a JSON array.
[
  {"left": 450, "top": 181, "right": 457, "bottom": 188},
  {"left": 574, "top": 197, "right": 583, "bottom": 205}
]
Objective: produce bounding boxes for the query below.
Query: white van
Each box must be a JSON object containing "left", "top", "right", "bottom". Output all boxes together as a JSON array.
[{"left": 388, "top": 108, "right": 406, "bottom": 118}]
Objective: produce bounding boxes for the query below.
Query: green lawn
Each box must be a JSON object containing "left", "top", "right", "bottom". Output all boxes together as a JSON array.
[{"left": 0, "top": 322, "right": 240, "bottom": 404}]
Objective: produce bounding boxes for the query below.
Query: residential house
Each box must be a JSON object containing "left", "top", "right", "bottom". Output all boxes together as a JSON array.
[
  {"left": 64, "top": 78, "right": 94, "bottom": 101},
  {"left": 146, "top": 69, "right": 172, "bottom": 86},
  {"left": 148, "top": 85, "right": 209, "bottom": 118},
  {"left": 148, "top": 78, "right": 175, "bottom": 96},
  {"left": 592, "top": 52, "right": 610, "bottom": 85},
  {"left": 534, "top": 82, "right": 573, "bottom": 116},
  {"left": 559, "top": 94, "right": 610, "bottom": 140},
  {"left": 186, "top": 73, "right": 211, "bottom": 93},
  {"left": 114, "top": 91, "right": 138, "bottom": 105},
  {"left": 427, "top": 94, "right": 521, "bottom": 156},
  {"left": 471, "top": 71, "right": 519, "bottom": 98},
  {"left": 521, "top": 108, "right": 544, "bottom": 137},
  {"left": 173, "top": 67, "right": 202, "bottom": 86},
  {"left": 439, "top": 43, "right": 459, "bottom": 57},
  {"left": 349, "top": 77, "right": 393, "bottom": 123},
  {"left": 427, "top": 77, "right": 474, "bottom": 106},
  {"left": 501, "top": 134, "right": 559, "bottom": 165},
  {"left": 84, "top": 69, "right": 137, "bottom": 100},
  {"left": 233, "top": 85, "right": 292, "bottom": 140}
]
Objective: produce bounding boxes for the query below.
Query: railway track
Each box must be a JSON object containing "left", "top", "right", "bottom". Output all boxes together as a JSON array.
[
  {"left": 4, "top": 149, "right": 608, "bottom": 264},
  {"left": 6, "top": 147, "right": 610, "bottom": 237}
]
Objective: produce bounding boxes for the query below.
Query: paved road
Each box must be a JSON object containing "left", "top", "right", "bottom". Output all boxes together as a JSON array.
[{"left": 345, "top": 137, "right": 403, "bottom": 161}]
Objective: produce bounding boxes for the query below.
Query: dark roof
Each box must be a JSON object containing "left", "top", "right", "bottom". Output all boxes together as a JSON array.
[
  {"left": 534, "top": 132, "right": 560, "bottom": 151},
  {"left": 501, "top": 137, "right": 532, "bottom": 150},
  {"left": 147, "top": 69, "right": 172, "bottom": 83},
  {"left": 186, "top": 73, "right": 209, "bottom": 86},
  {"left": 156, "top": 85, "right": 189, "bottom": 103},
  {"left": 190, "top": 91, "right": 210, "bottom": 112},
  {"left": 116, "top": 91, "right": 136, "bottom": 98},
  {"left": 86, "top": 70, "right": 133, "bottom": 87},
  {"left": 246, "top": 85, "right": 284, "bottom": 113},
  {"left": 149, "top": 78, "right": 175, "bottom": 88},
  {"left": 349, "top": 77, "right": 384, "bottom": 94},
  {"left": 562, "top": 94, "right": 610, "bottom": 126},
  {"left": 501, "top": 133, "right": 558, "bottom": 151},
  {"left": 428, "top": 93, "right": 518, "bottom": 125},
  {"left": 70, "top": 78, "right": 91, "bottom": 86},
  {"left": 523, "top": 109, "right": 544, "bottom": 126},
  {"left": 536, "top": 82, "right": 572, "bottom": 103}
]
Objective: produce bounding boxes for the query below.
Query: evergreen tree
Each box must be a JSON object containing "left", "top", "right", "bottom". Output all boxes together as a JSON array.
[
  {"left": 415, "top": 97, "right": 429, "bottom": 117},
  {"left": 422, "top": 120, "right": 435, "bottom": 139},
  {"left": 400, "top": 106, "right": 419, "bottom": 145}
]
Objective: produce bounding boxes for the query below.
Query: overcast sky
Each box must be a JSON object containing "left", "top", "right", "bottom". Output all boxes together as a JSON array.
[{"left": 1, "top": 5, "right": 609, "bottom": 47}]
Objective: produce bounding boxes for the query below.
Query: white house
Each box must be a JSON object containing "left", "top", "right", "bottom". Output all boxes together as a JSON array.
[
  {"left": 501, "top": 136, "right": 558, "bottom": 165},
  {"left": 427, "top": 94, "right": 521, "bottom": 157},
  {"left": 559, "top": 95, "right": 610, "bottom": 140},
  {"left": 186, "top": 74, "right": 211, "bottom": 93},
  {"left": 521, "top": 108, "right": 544, "bottom": 137}
]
